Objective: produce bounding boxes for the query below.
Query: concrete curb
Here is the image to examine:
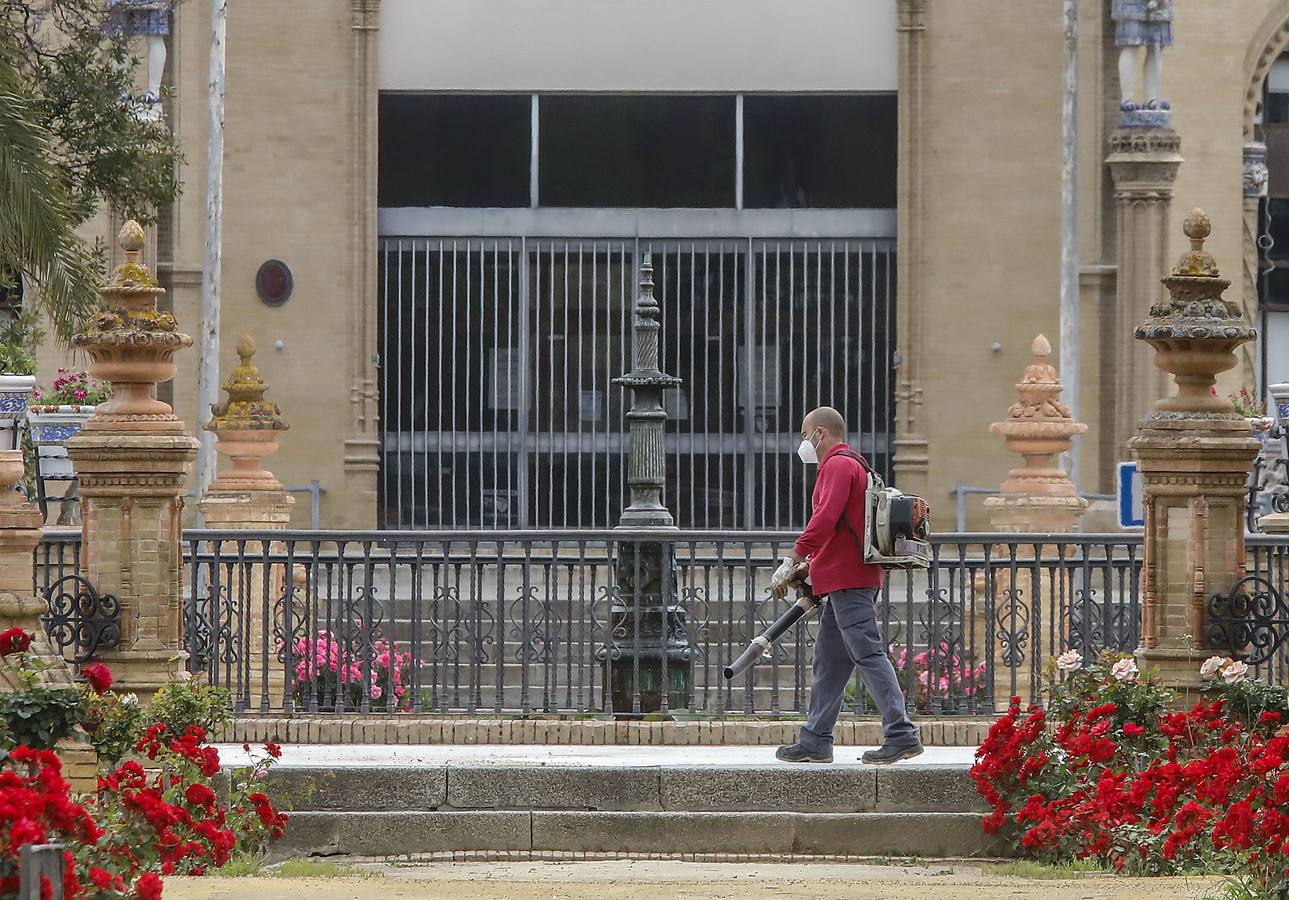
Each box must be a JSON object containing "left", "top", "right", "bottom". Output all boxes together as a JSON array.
[
  {"left": 222, "top": 717, "right": 993, "bottom": 747},
  {"left": 269, "top": 764, "right": 985, "bottom": 814},
  {"left": 282, "top": 810, "right": 1004, "bottom": 858}
]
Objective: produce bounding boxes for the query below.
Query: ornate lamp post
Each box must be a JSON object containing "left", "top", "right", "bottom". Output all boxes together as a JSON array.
[{"left": 606, "top": 254, "right": 691, "bottom": 716}]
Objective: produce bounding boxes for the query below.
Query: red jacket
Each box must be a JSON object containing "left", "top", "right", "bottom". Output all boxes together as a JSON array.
[{"left": 793, "top": 443, "right": 884, "bottom": 593}]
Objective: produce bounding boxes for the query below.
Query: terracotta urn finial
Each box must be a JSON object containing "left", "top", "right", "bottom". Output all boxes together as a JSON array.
[
  {"left": 118, "top": 220, "right": 145, "bottom": 255},
  {"left": 987, "top": 334, "right": 1088, "bottom": 497},
  {"left": 204, "top": 335, "right": 288, "bottom": 492},
  {"left": 71, "top": 221, "right": 190, "bottom": 431},
  {"left": 1137, "top": 211, "right": 1256, "bottom": 415}
]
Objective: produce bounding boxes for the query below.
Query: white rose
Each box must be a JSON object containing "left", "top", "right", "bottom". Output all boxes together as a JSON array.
[
  {"left": 122, "top": 693, "right": 140, "bottom": 706},
  {"left": 1199, "top": 656, "right": 1227, "bottom": 679},
  {"left": 1221, "top": 660, "right": 1250, "bottom": 684},
  {"left": 1056, "top": 650, "right": 1082, "bottom": 672},
  {"left": 1111, "top": 658, "right": 1139, "bottom": 683}
]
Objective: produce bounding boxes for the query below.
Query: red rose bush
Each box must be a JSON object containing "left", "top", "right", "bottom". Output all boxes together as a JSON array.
[
  {"left": 0, "top": 637, "right": 288, "bottom": 899},
  {"left": 973, "top": 649, "right": 1289, "bottom": 895}
]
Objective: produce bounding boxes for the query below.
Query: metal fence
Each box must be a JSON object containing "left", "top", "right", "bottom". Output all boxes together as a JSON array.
[
  {"left": 378, "top": 237, "right": 895, "bottom": 530},
  {"left": 32, "top": 530, "right": 1157, "bottom": 717}
]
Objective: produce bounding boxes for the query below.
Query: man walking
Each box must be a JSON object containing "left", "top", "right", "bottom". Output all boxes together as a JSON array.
[{"left": 772, "top": 406, "right": 922, "bottom": 765}]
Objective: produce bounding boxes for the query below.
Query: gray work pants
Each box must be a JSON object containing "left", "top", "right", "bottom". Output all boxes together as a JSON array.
[{"left": 799, "top": 587, "right": 918, "bottom": 752}]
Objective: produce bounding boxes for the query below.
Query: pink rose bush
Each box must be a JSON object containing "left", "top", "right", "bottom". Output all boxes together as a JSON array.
[
  {"left": 291, "top": 630, "right": 413, "bottom": 710},
  {"left": 887, "top": 642, "right": 988, "bottom": 712}
]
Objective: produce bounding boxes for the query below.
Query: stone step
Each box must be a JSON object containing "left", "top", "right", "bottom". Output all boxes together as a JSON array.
[
  {"left": 226, "top": 744, "right": 1001, "bottom": 859},
  {"left": 283, "top": 810, "right": 996, "bottom": 858},
  {"left": 267, "top": 762, "right": 983, "bottom": 814}
]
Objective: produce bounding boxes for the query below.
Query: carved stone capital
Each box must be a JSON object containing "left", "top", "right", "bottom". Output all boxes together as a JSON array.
[
  {"left": 1107, "top": 129, "right": 1183, "bottom": 193},
  {"left": 1244, "top": 141, "right": 1269, "bottom": 199},
  {"left": 897, "top": 0, "right": 926, "bottom": 30}
]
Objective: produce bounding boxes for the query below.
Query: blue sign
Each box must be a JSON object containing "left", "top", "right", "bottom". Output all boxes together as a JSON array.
[{"left": 1117, "top": 462, "right": 1144, "bottom": 529}]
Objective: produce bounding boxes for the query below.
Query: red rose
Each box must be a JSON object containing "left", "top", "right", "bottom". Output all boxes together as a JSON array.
[
  {"left": 135, "top": 872, "right": 163, "bottom": 900},
  {"left": 265, "top": 742, "right": 282, "bottom": 759},
  {"left": 0, "top": 627, "right": 32, "bottom": 656},
  {"left": 1123, "top": 722, "right": 1145, "bottom": 737},
  {"left": 90, "top": 868, "right": 113, "bottom": 890},
  {"left": 80, "top": 662, "right": 113, "bottom": 695},
  {"left": 186, "top": 783, "right": 216, "bottom": 808}
]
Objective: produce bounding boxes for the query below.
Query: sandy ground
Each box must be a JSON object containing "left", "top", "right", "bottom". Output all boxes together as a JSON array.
[{"left": 159, "top": 861, "right": 1221, "bottom": 899}]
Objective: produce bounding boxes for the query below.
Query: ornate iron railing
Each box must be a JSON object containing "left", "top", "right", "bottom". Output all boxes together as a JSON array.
[
  {"left": 1207, "top": 536, "right": 1289, "bottom": 679},
  {"left": 31, "top": 529, "right": 1152, "bottom": 714},
  {"left": 161, "top": 530, "right": 1140, "bottom": 716},
  {"left": 39, "top": 573, "right": 121, "bottom": 664}
]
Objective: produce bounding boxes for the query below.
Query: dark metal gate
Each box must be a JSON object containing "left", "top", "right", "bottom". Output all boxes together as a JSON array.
[{"left": 378, "top": 236, "right": 895, "bottom": 529}]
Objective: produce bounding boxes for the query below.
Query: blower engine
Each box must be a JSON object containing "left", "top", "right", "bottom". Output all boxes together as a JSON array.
[{"left": 843, "top": 450, "right": 932, "bottom": 570}]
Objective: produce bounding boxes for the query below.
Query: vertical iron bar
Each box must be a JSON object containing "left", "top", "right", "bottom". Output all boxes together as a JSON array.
[
  {"left": 742, "top": 240, "right": 755, "bottom": 530},
  {"left": 517, "top": 238, "right": 531, "bottom": 528},
  {"left": 735, "top": 95, "right": 744, "bottom": 211}
]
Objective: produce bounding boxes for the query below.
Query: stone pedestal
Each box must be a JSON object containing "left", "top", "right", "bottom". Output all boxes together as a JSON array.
[
  {"left": 0, "top": 450, "right": 69, "bottom": 676},
  {"left": 1131, "top": 210, "right": 1260, "bottom": 704},
  {"left": 978, "top": 336, "right": 1088, "bottom": 704},
  {"left": 1107, "top": 128, "right": 1183, "bottom": 464},
  {"left": 0, "top": 454, "right": 96, "bottom": 793},
  {"left": 66, "top": 222, "right": 198, "bottom": 703},
  {"left": 199, "top": 336, "right": 294, "bottom": 711}
]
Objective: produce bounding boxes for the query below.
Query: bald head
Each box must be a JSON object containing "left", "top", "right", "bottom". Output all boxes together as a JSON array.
[{"left": 803, "top": 407, "right": 846, "bottom": 440}]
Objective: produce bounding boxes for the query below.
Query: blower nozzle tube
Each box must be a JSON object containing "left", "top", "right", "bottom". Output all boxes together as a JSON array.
[{"left": 722, "top": 593, "right": 822, "bottom": 680}]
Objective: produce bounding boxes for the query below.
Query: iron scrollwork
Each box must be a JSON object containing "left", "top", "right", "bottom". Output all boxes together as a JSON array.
[
  {"left": 40, "top": 574, "right": 121, "bottom": 663},
  {"left": 1207, "top": 576, "right": 1289, "bottom": 665}
]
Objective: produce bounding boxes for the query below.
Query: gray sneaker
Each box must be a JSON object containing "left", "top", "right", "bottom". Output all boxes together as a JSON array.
[
  {"left": 861, "top": 743, "right": 924, "bottom": 765},
  {"left": 776, "top": 742, "right": 833, "bottom": 763}
]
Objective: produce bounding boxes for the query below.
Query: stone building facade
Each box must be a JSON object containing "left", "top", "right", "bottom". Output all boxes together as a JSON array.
[{"left": 40, "top": 0, "right": 1289, "bottom": 529}]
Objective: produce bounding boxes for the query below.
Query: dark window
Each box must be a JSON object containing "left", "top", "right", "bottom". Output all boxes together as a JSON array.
[
  {"left": 379, "top": 94, "right": 530, "bottom": 207},
  {"left": 743, "top": 94, "right": 897, "bottom": 209},
  {"left": 539, "top": 95, "right": 735, "bottom": 208},
  {"left": 1265, "top": 198, "right": 1289, "bottom": 309},
  {"left": 1268, "top": 92, "right": 1289, "bottom": 125}
]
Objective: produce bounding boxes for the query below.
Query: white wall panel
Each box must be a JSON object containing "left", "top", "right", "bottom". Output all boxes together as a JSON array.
[{"left": 380, "top": 0, "right": 897, "bottom": 93}]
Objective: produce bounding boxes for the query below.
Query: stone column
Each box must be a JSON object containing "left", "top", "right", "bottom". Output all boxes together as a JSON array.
[
  {"left": 1107, "top": 125, "right": 1182, "bottom": 464},
  {"left": 343, "top": 0, "right": 382, "bottom": 525},
  {"left": 66, "top": 221, "right": 199, "bottom": 704},
  {"left": 199, "top": 336, "right": 293, "bottom": 711},
  {"left": 1131, "top": 209, "right": 1260, "bottom": 701},
  {"left": 1242, "top": 142, "right": 1269, "bottom": 397},
  {"left": 979, "top": 336, "right": 1088, "bottom": 702},
  {"left": 606, "top": 255, "right": 690, "bottom": 716},
  {"left": 892, "top": 0, "right": 930, "bottom": 495}
]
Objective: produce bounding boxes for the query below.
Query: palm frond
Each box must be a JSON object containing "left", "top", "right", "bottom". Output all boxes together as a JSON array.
[{"left": 0, "top": 24, "right": 100, "bottom": 344}]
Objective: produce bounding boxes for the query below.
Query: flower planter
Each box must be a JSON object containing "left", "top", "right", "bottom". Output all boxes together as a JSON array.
[
  {"left": 27, "top": 405, "right": 96, "bottom": 477},
  {"left": 0, "top": 373, "right": 36, "bottom": 450}
]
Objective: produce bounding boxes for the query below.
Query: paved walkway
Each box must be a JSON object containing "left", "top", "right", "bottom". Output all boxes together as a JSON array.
[
  {"left": 161, "top": 861, "right": 1215, "bottom": 899},
  {"left": 215, "top": 743, "right": 978, "bottom": 768}
]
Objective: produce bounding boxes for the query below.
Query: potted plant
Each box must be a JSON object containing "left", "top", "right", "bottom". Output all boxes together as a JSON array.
[
  {"left": 0, "top": 310, "right": 39, "bottom": 451},
  {"left": 1227, "top": 386, "right": 1278, "bottom": 451},
  {"left": 27, "top": 368, "right": 111, "bottom": 477}
]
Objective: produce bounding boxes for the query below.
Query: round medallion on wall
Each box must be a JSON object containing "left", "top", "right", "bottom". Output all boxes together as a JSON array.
[{"left": 255, "top": 259, "right": 293, "bottom": 307}]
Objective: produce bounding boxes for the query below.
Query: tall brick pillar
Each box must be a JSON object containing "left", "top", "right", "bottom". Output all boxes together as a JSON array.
[
  {"left": 1132, "top": 210, "right": 1260, "bottom": 702},
  {"left": 199, "top": 336, "right": 293, "bottom": 711},
  {"left": 1107, "top": 127, "right": 1182, "bottom": 465},
  {"left": 0, "top": 449, "right": 62, "bottom": 668},
  {"left": 979, "top": 335, "right": 1088, "bottom": 703},
  {"left": 1, "top": 449, "right": 96, "bottom": 792},
  {"left": 66, "top": 222, "right": 199, "bottom": 703}
]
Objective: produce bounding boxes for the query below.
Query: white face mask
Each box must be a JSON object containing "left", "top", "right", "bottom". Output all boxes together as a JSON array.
[{"left": 797, "top": 430, "right": 821, "bottom": 465}]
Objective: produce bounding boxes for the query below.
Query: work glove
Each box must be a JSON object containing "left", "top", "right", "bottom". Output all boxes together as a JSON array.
[{"left": 769, "top": 557, "right": 807, "bottom": 599}]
